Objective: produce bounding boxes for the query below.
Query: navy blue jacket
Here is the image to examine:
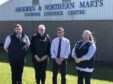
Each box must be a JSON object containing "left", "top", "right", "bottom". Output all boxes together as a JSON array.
[
  {"left": 75, "top": 41, "right": 94, "bottom": 68},
  {"left": 8, "top": 33, "right": 28, "bottom": 62}
]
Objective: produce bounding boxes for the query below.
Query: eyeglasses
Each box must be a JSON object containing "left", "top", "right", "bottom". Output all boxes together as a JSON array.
[{"left": 57, "top": 31, "right": 64, "bottom": 33}]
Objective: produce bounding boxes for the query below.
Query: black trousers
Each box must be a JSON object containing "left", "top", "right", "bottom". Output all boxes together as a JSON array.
[
  {"left": 77, "top": 70, "right": 92, "bottom": 84},
  {"left": 33, "top": 59, "right": 47, "bottom": 84},
  {"left": 52, "top": 59, "right": 66, "bottom": 84},
  {"left": 9, "top": 60, "right": 24, "bottom": 84}
]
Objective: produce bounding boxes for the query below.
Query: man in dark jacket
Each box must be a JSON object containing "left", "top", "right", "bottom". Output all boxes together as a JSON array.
[
  {"left": 4, "top": 24, "right": 30, "bottom": 84},
  {"left": 30, "top": 24, "right": 51, "bottom": 84}
]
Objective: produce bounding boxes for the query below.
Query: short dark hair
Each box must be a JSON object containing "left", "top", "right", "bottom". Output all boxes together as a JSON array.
[{"left": 57, "top": 27, "right": 64, "bottom": 32}]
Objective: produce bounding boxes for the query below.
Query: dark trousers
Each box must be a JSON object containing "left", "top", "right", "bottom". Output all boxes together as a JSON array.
[
  {"left": 52, "top": 59, "right": 66, "bottom": 84},
  {"left": 33, "top": 59, "right": 47, "bottom": 84},
  {"left": 77, "top": 70, "right": 92, "bottom": 84},
  {"left": 9, "top": 60, "right": 24, "bottom": 84}
]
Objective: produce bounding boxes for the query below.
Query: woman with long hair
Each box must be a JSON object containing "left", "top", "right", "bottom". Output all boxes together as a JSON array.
[{"left": 72, "top": 30, "right": 96, "bottom": 84}]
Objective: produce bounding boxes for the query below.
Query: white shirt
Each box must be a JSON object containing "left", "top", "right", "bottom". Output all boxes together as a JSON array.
[
  {"left": 4, "top": 35, "right": 30, "bottom": 49},
  {"left": 51, "top": 37, "right": 70, "bottom": 59},
  {"left": 72, "top": 41, "right": 96, "bottom": 72}
]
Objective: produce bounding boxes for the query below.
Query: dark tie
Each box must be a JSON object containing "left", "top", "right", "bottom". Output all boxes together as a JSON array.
[{"left": 57, "top": 39, "right": 62, "bottom": 58}]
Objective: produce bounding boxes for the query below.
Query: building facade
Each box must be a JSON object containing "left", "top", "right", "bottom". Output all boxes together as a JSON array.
[{"left": 0, "top": 0, "right": 113, "bottom": 62}]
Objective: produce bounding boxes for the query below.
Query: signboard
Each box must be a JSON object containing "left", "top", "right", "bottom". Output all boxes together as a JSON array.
[{"left": 0, "top": 0, "right": 113, "bottom": 21}]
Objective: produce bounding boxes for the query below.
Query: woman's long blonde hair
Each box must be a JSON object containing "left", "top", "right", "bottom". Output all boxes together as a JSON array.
[{"left": 83, "top": 30, "right": 96, "bottom": 44}]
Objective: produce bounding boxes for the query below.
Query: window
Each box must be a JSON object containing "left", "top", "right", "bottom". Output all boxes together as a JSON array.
[
  {"left": 62, "top": 0, "right": 71, "bottom": 2},
  {"left": 32, "top": 0, "right": 39, "bottom": 5}
]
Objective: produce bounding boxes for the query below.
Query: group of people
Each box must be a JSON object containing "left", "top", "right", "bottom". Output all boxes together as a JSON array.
[{"left": 3, "top": 24, "right": 96, "bottom": 84}]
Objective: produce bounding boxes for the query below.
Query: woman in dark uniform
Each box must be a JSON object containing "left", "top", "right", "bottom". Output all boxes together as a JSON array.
[
  {"left": 72, "top": 30, "right": 96, "bottom": 84},
  {"left": 30, "top": 24, "right": 51, "bottom": 84}
]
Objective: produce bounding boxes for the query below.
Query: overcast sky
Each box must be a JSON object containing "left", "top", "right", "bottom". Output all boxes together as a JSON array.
[{"left": 0, "top": 0, "right": 9, "bottom": 5}]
